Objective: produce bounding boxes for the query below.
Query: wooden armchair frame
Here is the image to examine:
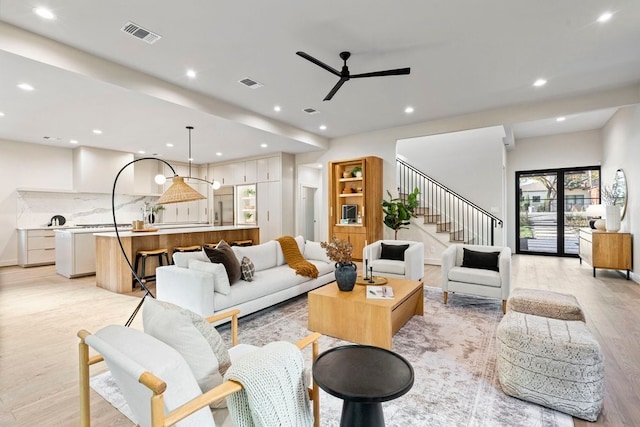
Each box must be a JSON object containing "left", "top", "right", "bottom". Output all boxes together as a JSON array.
[{"left": 79, "top": 308, "right": 321, "bottom": 427}]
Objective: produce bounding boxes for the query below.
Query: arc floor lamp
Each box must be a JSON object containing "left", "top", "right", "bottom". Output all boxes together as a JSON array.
[{"left": 113, "top": 127, "right": 220, "bottom": 326}]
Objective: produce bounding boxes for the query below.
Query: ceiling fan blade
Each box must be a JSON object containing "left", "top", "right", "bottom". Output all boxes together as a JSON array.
[
  {"left": 324, "top": 77, "right": 348, "bottom": 101},
  {"left": 351, "top": 67, "right": 411, "bottom": 78},
  {"left": 296, "top": 51, "right": 341, "bottom": 76}
]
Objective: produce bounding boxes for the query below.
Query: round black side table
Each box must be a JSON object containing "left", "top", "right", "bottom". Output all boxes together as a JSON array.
[{"left": 313, "top": 345, "right": 414, "bottom": 427}]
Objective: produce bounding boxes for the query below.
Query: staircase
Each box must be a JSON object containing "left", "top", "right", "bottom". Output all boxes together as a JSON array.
[{"left": 397, "top": 157, "right": 502, "bottom": 246}]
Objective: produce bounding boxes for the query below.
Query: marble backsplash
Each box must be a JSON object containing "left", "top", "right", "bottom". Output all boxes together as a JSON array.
[{"left": 17, "top": 191, "right": 159, "bottom": 228}]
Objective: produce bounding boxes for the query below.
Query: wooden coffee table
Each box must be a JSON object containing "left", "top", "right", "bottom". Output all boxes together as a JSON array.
[{"left": 308, "top": 278, "right": 424, "bottom": 349}]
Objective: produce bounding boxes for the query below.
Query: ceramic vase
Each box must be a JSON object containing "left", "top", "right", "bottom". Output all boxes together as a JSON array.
[
  {"left": 334, "top": 262, "right": 357, "bottom": 291},
  {"left": 605, "top": 205, "right": 621, "bottom": 232}
]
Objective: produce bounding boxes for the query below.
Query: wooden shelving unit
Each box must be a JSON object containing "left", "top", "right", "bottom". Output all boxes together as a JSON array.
[{"left": 328, "top": 156, "right": 383, "bottom": 260}]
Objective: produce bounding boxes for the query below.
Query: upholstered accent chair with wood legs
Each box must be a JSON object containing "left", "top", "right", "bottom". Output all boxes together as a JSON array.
[
  {"left": 362, "top": 240, "right": 425, "bottom": 281},
  {"left": 441, "top": 244, "right": 511, "bottom": 313},
  {"left": 79, "top": 308, "right": 321, "bottom": 427}
]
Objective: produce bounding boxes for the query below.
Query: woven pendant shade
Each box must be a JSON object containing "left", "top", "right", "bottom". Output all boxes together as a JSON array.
[{"left": 156, "top": 176, "right": 205, "bottom": 205}]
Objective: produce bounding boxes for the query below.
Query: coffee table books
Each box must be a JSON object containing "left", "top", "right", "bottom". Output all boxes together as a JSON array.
[{"left": 366, "top": 285, "right": 394, "bottom": 299}]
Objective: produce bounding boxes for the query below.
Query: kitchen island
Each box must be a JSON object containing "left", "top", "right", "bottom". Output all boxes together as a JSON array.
[{"left": 94, "top": 225, "right": 259, "bottom": 293}]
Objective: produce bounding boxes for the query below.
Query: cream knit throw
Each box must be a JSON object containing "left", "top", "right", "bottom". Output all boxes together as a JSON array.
[{"left": 224, "top": 341, "right": 313, "bottom": 427}]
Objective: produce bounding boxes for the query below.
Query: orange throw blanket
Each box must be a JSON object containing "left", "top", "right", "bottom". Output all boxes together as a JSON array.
[{"left": 276, "top": 236, "right": 319, "bottom": 279}]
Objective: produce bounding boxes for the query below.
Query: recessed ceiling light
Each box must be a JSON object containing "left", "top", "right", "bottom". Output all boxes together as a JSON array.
[
  {"left": 166, "top": 143, "right": 174, "bottom": 147},
  {"left": 260, "top": 143, "right": 268, "bottom": 148},
  {"left": 216, "top": 152, "right": 222, "bottom": 156},
  {"left": 0, "top": 112, "right": 5, "bottom": 117},
  {"left": 188, "top": 157, "right": 194, "bottom": 162},
  {"left": 33, "top": 7, "right": 56, "bottom": 20},
  {"left": 273, "top": 105, "right": 281, "bottom": 112},
  {"left": 404, "top": 106, "right": 414, "bottom": 114},
  {"left": 533, "top": 78, "right": 547, "bottom": 87},
  {"left": 319, "top": 125, "right": 327, "bottom": 130},
  {"left": 69, "top": 140, "right": 78, "bottom": 144},
  {"left": 17, "top": 83, "right": 34, "bottom": 91},
  {"left": 317, "top": 164, "right": 323, "bottom": 168},
  {"left": 138, "top": 150, "right": 145, "bottom": 154},
  {"left": 597, "top": 12, "right": 612, "bottom": 23},
  {"left": 92, "top": 129, "right": 102, "bottom": 134},
  {"left": 556, "top": 116, "right": 566, "bottom": 122},
  {"left": 186, "top": 69, "right": 196, "bottom": 78}
]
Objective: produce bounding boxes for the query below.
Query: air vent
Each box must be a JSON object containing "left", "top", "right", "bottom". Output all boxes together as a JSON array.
[
  {"left": 238, "top": 77, "right": 264, "bottom": 89},
  {"left": 303, "top": 108, "right": 320, "bottom": 115},
  {"left": 121, "top": 22, "right": 162, "bottom": 44}
]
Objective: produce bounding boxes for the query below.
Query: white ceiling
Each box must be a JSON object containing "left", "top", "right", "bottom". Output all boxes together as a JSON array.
[{"left": 1, "top": 1, "right": 639, "bottom": 163}]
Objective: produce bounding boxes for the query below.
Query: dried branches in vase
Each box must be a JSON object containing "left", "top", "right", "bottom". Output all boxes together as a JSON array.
[{"left": 320, "top": 237, "right": 353, "bottom": 264}]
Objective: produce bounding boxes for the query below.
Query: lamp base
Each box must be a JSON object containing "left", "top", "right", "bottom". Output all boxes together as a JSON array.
[{"left": 594, "top": 219, "right": 606, "bottom": 231}]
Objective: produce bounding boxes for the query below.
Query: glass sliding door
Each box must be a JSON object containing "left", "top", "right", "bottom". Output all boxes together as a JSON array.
[{"left": 516, "top": 166, "right": 600, "bottom": 256}]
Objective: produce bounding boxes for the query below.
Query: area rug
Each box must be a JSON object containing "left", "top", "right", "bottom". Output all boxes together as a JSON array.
[{"left": 91, "top": 286, "right": 573, "bottom": 427}]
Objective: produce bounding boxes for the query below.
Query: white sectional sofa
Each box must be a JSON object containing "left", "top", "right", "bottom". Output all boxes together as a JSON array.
[{"left": 156, "top": 236, "right": 335, "bottom": 319}]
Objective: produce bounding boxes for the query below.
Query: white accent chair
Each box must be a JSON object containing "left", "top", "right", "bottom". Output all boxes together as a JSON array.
[
  {"left": 362, "top": 240, "right": 425, "bottom": 281},
  {"left": 441, "top": 244, "right": 511, "bottom": 313},
  {"left": 78, "top": 309, "right": 320, "bottom": 427}
]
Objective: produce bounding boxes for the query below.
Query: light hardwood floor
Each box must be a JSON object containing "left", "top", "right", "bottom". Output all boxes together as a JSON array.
[{"left": 1, "top": 255, "right": 638, "bottom": 426}]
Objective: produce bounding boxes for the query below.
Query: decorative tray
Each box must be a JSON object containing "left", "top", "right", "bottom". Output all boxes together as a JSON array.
[
  {"left": 131, "top": 228, "right": 159, "bottom": 232},
  {"left": 355, "top": 275, "right": 388, "bottom": 286}
]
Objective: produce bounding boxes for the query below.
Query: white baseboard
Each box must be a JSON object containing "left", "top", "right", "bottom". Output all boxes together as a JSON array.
[{"left": 424, "top": 256, "right": 441, "bottom": 266}]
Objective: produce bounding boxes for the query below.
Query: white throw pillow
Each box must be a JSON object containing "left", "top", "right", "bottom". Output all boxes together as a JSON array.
[
  {"left": 188, "top": 259, "right": 232, "bottom": 295},
  {"left": 304, "top": 240, "right": 331, "bottom": 263},
  {"left": 232, "top": 240, "right": 278, "bottom": 271},
  {"left": 142, "top": 299, "right": 231, "bottom": 396},
  {"left": 173, "top": 250, "right": 209, "bottom": 268}
]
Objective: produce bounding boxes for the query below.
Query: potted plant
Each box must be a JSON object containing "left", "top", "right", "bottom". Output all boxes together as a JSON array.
[
  {"left": 381, "top": 188, "right": 420, "bottom": 239},
  {"left": 244, "top": 211, "right": 254, "bottom": 223},
  {"left": 321, "top": 237, "right": 356, "bottom": 291},
  {"left": 601, "top": 184, "right": 621, "bottom": 232},
  {"left": 351, "top": 166, "right": 363, "bottom": 178}
]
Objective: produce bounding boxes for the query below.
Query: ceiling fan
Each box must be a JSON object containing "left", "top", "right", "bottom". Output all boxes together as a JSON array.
[{"left": 296, "top": 51, "right": 411, "bottom": 101}]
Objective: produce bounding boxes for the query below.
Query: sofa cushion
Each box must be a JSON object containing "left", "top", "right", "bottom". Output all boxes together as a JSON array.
[
  {"left": 173, "top": 250, "right": 209, "bottom": 268},
  {"left": 371, "top": 259, "right": 405, "bottom": 275},
  {"left": 214, "top": 266, "right": 309, "bottom": 312},
  {"left": 232, "top": 241, "right": 277, "bottom": 272},
  {"left": 448, "top": 266, "right": 501, "bottom": 287},
  {"left": 380, "top": 243, "right": 409, "bottom": 261},
  {"left": 142, "top": 299, "right": 231, "bottom": 395},
  {"left": 204, "top": 240, "right": 241, "bottom": 284},
  {"left": 276, "top": 235, "right": 305, "bottom": 266},
  {"left": 240, "top": 257, "right": 255, "bottom": 281},
  {"left": 189, "top": 259, "right": 232, "bottom": 295},
  {"left": 462, "top": 248, "right": 500, "bottom": 272},
  {"left": 304, "top": 240, "right": 331, "bottom": 263}
]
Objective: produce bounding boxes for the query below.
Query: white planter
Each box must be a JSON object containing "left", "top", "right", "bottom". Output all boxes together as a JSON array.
[{"left": 605, "top": 205, "right": 621, "bottom": 232}]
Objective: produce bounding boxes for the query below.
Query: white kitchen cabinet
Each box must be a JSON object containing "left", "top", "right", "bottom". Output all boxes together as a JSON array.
[
  {"left": 55, "top": 230, "right": 96, "bottom": 278},
  {"left": 18, "top": 229, "right": 56, "bottom": 267},
  {"left": 212, "top": 163, "right": 235, "bottom": 186},
  {"left": 212, "top": 160, "right": 257, "bottom": 185},
  {"left": 257, "top": 181, "right": 281, "bottom": 242},
  {"left": 257, "top": 156, "right": 281, "bottom": 182}
]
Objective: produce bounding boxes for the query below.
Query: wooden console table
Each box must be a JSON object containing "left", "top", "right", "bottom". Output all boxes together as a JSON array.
[
  {"left": 578, "top": 228, "right": 632, "bottom": 279},
  {"left": 94, "top": 225, "right": 259, "bottom": 293}
]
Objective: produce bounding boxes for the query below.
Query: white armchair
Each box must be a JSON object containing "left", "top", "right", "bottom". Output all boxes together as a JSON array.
[
  {"left": 441, "top": 244, "right": 511, "bottom": 313},
  {"left": 78, "top": 307, "right": 321, "bottom": 427},
  {"left": 362, "top": 240, "right": 424, "bottom": 281}
]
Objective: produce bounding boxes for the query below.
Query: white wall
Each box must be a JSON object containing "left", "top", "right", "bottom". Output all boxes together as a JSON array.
[
  {"left": 601, "top": 105, "right": 640, "bottom": 282},
  {"left": 505, "top": 129, "right": 603, "bottom": 250},
  {"left": 0, "top": 140, "right": 73, "bottom": 265}
]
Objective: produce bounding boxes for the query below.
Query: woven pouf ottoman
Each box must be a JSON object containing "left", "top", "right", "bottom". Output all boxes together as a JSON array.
[
  {"left": 507, "top": 288, "right": 585, "bottom": 321},
  {"left": 496, "top": 311, "right": 604, "bottom": 421}
]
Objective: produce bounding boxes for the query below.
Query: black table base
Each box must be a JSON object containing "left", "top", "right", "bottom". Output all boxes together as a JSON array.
[{"left": 341, "top": 401, "right": 385, "bottom": 427}]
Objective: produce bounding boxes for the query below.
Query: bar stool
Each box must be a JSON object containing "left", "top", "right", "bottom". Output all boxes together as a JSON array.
[
  {"left": 231, "top": 240, "right": 253, "bottom": 247},
  {"left": 173, "top": 245, "right": 202, "bottom": 253},
  {"left": 133, "top": 248, "right": 170, "bottom": 287}
]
